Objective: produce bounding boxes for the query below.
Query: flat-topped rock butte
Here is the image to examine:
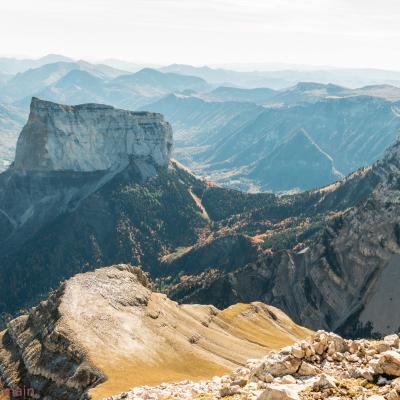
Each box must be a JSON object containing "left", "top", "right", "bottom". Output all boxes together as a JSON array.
[
  {"left": 0, "top": 97, "right": 174, "bottom": 260},
  {"left": 13, "top": 97, "right": 173, "bottom": 172}
]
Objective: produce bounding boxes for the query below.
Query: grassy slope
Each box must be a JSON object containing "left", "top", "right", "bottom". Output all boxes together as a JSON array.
[{"left": 88, "top": 301, "right": 311, "bottom": 400}]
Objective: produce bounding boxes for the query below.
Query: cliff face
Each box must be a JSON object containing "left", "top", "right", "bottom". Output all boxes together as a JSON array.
[
  {"left": 0, "top": 98, "right": 174, "bottom": 254},
  {"left": 0, "top": 264, "right": 311, "bottom": 400},
  {"left": 14, "top": 97, "right": 173, "bottom": 173}
]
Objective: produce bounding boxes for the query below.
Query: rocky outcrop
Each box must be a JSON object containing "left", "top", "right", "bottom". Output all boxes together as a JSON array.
[
  {"left": 14, "top": 97, "right": 173, "bottom": 173},
  {"left": 0, "top": 264, "right": 311, "bottom": 400},
  {"left": 109, "top": 330, "right": 400, "bottom": 400},
  {"left": 0, "top": 291, "right": 105, "bottom": 400}
]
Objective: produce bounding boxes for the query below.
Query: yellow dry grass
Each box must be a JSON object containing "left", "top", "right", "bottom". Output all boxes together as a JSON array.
[
  {"left": 89, "top": 302, "right": 311, "bottom": 400},
  {"left": 161, "top": 246, "right": 192, "bottom": 263},
  {"left": 217, "top": 303, "right": 312, "bottom": 349},
  {"left": 90, "top": 353, "right": 229, "bottom": 400},
  {"left": 0, "top": 391, "right": 8, "bottom": 400}
]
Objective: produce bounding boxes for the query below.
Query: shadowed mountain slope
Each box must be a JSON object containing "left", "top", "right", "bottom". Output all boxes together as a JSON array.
[
  {"left": 168, "top": 139, "right": 400, "bottom": 338},
  {"left": 249, "top": 129, "right": 342, "bottom": 191}
]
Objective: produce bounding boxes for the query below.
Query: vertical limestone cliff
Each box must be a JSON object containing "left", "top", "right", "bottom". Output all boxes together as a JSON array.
[{"left": 13, "top": 97, "right": 173, "bottom": 173}]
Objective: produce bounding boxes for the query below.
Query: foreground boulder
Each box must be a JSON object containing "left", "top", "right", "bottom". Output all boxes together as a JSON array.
[
  {"left": 374, "top": 351, "right": 400, "bottom": 377},
  {"left": 0, "top": 264, "right": 311, "bottom": 400}
]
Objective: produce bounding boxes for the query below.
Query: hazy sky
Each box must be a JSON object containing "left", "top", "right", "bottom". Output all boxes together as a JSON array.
[{"left": 1, "top": 0, "right": 400, "bottom": 69}]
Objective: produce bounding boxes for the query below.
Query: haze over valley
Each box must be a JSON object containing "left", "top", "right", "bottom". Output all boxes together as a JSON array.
[{"left": 1, "top": 55, "right": 400, "bottom": 192}]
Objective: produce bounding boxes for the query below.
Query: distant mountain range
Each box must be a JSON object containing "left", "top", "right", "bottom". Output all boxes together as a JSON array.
[
  {"left": 160, "top": 64, "right": 400, "bottom": 89},
  {"left": 145, "top": 92, "right": 400, "bottom": 191},
  {"left": 2, "top": 55, "right": 400, "bottom": 192},
  {"left": 0, "top": 62, "right": 211, "bottom": 170},
  {"left": 3, "top": 54, "right": 400, "bottom": 88},
  {"left": 0, "top": 53, "right": 73, "bottom": 74},
  {"left": 0, "top": 103, "right": 28, "bottom": 170},
  {"left": 0, "top": 62, "right": 210, "bottom": 106}
]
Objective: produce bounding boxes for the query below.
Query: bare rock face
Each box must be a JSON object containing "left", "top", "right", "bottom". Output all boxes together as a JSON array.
[
  {"left": 0, "top": 264, "right": 311, "bottom": 400},
  {"left": 14, "top": 97, "right": 173, "bottom": 173},
  {"left": 0, "top": 282, "right": 105, "bottom": 400}
]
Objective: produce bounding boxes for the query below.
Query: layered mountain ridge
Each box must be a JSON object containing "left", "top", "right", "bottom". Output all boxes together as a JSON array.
[
  {"left": 1, "top": 98, "right": 400, "bottom": 343},
  {"left": 0, "top": 264, "right": 311, "bottom": 400},
  {"left": 2, "top": 60, "right": 400, "bottom": 192},
  {"left": 168, "top": 140, "right": 400, "bottom": 337}
]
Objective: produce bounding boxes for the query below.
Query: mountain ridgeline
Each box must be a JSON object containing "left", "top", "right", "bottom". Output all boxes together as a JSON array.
[
  {"left": 145, "top": 93, "right": 400, "bottom": 191},
  {"left": 1, "top": 97, "right": 400, "bottom": 341},
  {"left": 2, "top": 58, "right": 400, "bottom": 192},
  {"left": 0, "top": 264, "right": 311, "bottom": 400}
]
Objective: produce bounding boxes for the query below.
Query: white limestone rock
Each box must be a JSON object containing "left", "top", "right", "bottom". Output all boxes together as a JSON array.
[
  {"left": 374, "top": 351, "right": 400, "bottom": 377},
  {"left": 259, "top": 353, "right": 302, "bottom": 377},
  {"left": 14, "top": 98, "right": 173, "bottom": 173},
  {"left": 313, "top": 374, "right": 338, "bottom": 390},
  {"left": 384, "top": 335, "right": 400, "bottom": 348},
  {"left": 298, "top": 362, "right": 321, "bottom": 376},
  {"left": 258, "top": 385, "right": 300, "bottom": 400}
]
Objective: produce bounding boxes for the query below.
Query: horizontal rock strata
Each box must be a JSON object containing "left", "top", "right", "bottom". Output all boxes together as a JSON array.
[{"left": 14, "top": 97, "right": 173, "bottom": 172}]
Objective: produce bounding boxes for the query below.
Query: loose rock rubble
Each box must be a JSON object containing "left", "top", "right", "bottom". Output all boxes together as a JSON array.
[{"left": 107, "top": 331, "right": 400, "bottom": 400}]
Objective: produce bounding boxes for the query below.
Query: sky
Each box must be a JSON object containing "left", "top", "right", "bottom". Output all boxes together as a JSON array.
[{"left": 1, "top": 0, "right": 400, "bottom": 70}]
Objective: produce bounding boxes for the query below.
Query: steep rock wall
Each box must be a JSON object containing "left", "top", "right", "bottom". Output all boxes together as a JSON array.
[{"left": 14, "top": 97, "right": 173, "bottom": 172}]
